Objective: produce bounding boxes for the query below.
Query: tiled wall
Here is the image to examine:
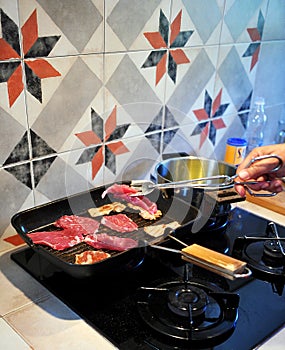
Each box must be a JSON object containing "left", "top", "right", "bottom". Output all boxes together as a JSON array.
[{"left": 1, "top": 0, "right": 284, "bottom": 251}]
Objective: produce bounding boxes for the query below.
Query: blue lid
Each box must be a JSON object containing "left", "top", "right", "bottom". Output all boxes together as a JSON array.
[{"left": 227, "top": 138, "right": 247, "bottom": 146}]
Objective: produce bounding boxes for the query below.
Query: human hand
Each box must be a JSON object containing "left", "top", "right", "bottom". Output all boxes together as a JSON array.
[{"left": 234, "top": 144, "right": 285, "bottom": 197}]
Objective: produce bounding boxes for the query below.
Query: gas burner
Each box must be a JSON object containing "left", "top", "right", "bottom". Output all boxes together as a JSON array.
[
  {"left": 263, "top": 240, "right": 285, "bottom": 266},
  {"left": 136, "top": 279, "right": 239, "bottom": 347},
  {"left": 232, "top": 222, "right": 285, "bottom": 295}
]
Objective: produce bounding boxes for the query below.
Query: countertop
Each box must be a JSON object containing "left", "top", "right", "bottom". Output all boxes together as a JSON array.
[{"left": 1, "top": 201, "right": 285, "bottom": 350}]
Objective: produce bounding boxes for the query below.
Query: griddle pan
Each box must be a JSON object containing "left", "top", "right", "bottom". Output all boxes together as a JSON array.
[{"left": 11, "top": 182, "right": 200, "bottom": 278}]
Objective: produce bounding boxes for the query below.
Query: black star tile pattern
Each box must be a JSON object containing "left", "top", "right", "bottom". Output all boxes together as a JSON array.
[
  {"left": 238, "top": 91, "right": 253, "bottom": 129},
  {"left": 33, "top": 156, "right": 57, "bottom": 187},
  {"left": 3, "top": 132, "right": 30, "bottom": 165},
  {"left": 31, "top": 129, "right": 57, "bottom": 158},
  {"left": 3, "top": 130, "right": 57, "bottom": 188},
  {"left": 4, "top": 163, "right": 32, "bottom": 189}
]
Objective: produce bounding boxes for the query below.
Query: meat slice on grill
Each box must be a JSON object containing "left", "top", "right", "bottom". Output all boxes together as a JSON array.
[
  {"left": 88, "top": 202, "right": 126, "bottom": 217},
  {"left": 85, "top": 233, "right": 138, "bottom": 251},
  {"left": 101, "top": 213, "right": 138, "bottom": 232},
  {"left": 27, "top": 229, "right": 84, "bottom": 250},
  {"left": 102, "top": 183, "right": 137, "bottom": 197},
  {"left": 75, "top": 250, "right": 111, "bottom": 264},
  {"left": 143, "top": 221, "right": 181, "bottom": 237},
  {"left": 55, "top": 215, "right": 100, "bottom": 235},
  {"left": 101, "top": 183, "right": 161, "bottom": 218}
]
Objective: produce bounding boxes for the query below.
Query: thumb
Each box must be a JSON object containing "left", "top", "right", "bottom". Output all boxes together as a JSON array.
[{"left": 238, "top": 169, "right": 250, "bottom": 180}]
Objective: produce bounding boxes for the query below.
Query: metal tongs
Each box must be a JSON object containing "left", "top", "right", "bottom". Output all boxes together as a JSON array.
[{"left": 130, "top": 155, "right": 283, "bottom": 197}]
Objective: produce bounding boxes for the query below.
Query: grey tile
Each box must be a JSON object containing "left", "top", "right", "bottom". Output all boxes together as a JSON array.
[
  {"left": 106, "top": 0, "right": 161, "bottom": 50},
  {"left": 36, "top": 0, "right": 103, "bottom": 53},
  {"left": 109, "top": 135, "right": 162, "bottom": 183},
  {"left": 34, "top": 155, "right": 92, "bottom": 203},
  {"left": 182, "top": 0, "right": 222, "bottom": 44},
  {"left": 214, "top": 114, "right": 246, "bottom": 161},
  {"left": 263, "top": 0, "right": 285, "bottom": 40},
  {"left": 223, "top": 0, "right": 264, "bottom": 42},
  {"left": 254, "top": 41, "right": 285, "bottom": 106},
  {"left": 145, "top": 106, "right": 163, "bottom": 132},
  {"left": 166, "top": 48, "right": 215, "bottom": 116},
  {"left": 162, "top": 124, "right": 215, "bottom": 159},
  {"left": 218, "top": 46, "right": 252, "bottom": 110},
  {"left": 0, "top": 169, "right": 31, "bottom": 239},
  {"left": 106, "top": 54, "right": 162, "bottom": 106},
  {"left": 32, "top": 56, "right": 102, "bottom": 152},
  {"left": 105, "top": 53, "right": 163, "bottom": 134},
  {"left": 0, "top": 109, "right": 28, "bottom": 165},
  {"left": 145, "top": 131, "right": 162, "bottom": 153},
  {"left": 263, "top": 104, "right": 285, "bottom": 145}
]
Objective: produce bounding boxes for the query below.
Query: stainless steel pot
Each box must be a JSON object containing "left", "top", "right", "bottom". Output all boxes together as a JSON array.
[
  {"left": 155, "top": 156, "right": 236, "bottom": 186},
  {"left": 155, "top": 156, "right": 239, "bottom": 233}
]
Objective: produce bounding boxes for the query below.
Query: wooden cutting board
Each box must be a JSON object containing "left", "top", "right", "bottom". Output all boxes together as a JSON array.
[{"left": 246, "top": 190, "right": 285, "bottom": 215}]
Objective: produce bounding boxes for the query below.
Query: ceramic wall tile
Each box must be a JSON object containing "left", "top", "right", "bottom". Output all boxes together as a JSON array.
[
  {"left": 263, "top": 0, "right": 285, "bottom": 41},
  {"left": 104, "top": 52, "right": 165, "bottom": 134},
  {"left": 172, "top": 0, "right": 224, "bottom": 46},
  {"left": 254, "top": 41, "right": 285, "bottom": 106},
  {"left": 0, "top": 168, "right": 33, "bottom": 251},
  {"left": 165, "top": 46, "right": 219, "bottom": 126},
  {"left": 216, "top": 44, "right": 254, "bottom": 113},
  {"left": 102, "top": 134, "right": 163, "bottom": 185},
  {"left": 19, "top": 0, "right": 104, "bottom": 56},
  {"left": 28, "top": 54, "right": 104, "bottom": 154},
  {"left": 105, "top": 0, "right": 171, "bottom": 52},
  {"left": 0, "top": 2, "right": 29, "bottom": 166},
  {"left": 263, "top": 104, "right": 285, "bottom": 145},
  {"left": 221, "top": 0, "right": 268, "bottom": 44},
  {"left": 214, "top": 113, "right": 246, "bottom": 160},
  {"left": 32, "top": 149, "right": 99, "bottom": 206},
  {"left": 0, "top": 1, "right": 20, "bottom": 62},
  {"left": 162, "top": 123, "right": 216, "bottom": 159}
]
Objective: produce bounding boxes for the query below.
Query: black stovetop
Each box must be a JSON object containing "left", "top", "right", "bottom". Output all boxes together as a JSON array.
[{"left": 11, "top": 208, "right": 285, "bottom": 350}]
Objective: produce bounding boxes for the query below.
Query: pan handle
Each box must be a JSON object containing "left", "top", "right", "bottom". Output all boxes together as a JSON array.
[{"left": 233, "top": 267, "right": 252, "bottom": 279}]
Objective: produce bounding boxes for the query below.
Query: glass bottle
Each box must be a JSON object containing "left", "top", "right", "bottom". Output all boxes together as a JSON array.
[{"left": 245, "top": 97, "right": 267, "bottom": 154}]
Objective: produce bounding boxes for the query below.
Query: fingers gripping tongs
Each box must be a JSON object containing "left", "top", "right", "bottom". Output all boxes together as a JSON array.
[{"left": 234, "top": 154, "right": 283, "bottom": 197}]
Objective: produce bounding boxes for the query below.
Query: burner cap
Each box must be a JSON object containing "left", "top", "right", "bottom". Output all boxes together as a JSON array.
[
  {"left": 168, "top": 285, "right": 208, "bottom": 318},
  {"left": 263, "top": 240, "right": 285, "bottom": 260}
]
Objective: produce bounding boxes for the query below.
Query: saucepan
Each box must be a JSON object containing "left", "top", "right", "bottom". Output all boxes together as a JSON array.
[
  {"left": 153, "top": 155, "right": 282, "bottom": 232},
  {"left": 154, "top": 156, "right": 238, "bottom": 231},
  {"left": 155, "top": 155, "right": 283, "bottom": 196}
]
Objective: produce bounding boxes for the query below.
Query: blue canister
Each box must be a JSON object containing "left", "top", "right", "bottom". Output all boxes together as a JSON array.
[{"left": 224, "top": 138, "right": 247, "bottom": 165}]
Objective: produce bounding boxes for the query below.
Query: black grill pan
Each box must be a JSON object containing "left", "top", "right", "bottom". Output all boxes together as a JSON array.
[{"left": 11, "top": 182, "right": 200, "bottom": 278}]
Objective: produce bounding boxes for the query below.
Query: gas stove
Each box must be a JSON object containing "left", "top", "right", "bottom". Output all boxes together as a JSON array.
[{"left": 11, "top": 207, "right": 285, "bottom": 349}]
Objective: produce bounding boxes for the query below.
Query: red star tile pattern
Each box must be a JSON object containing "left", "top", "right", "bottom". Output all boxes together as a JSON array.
[
  {"left": 75, "top": 106, "right": 130, "bottom": 180},
  {"left": 242, "top": 10, "right": 264, "bottom": 71},
  {"left": 142, "top": 9, "right": 193, "bottom": 84},
  {"left": 4, "top": 234, "right": 25, "bottom": 246},
  {"left": 0, "top": 9, "right": 61, "bottom": 107},
  {"left": 191, "top": 89, "right": 229, "bottom": 148}
]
